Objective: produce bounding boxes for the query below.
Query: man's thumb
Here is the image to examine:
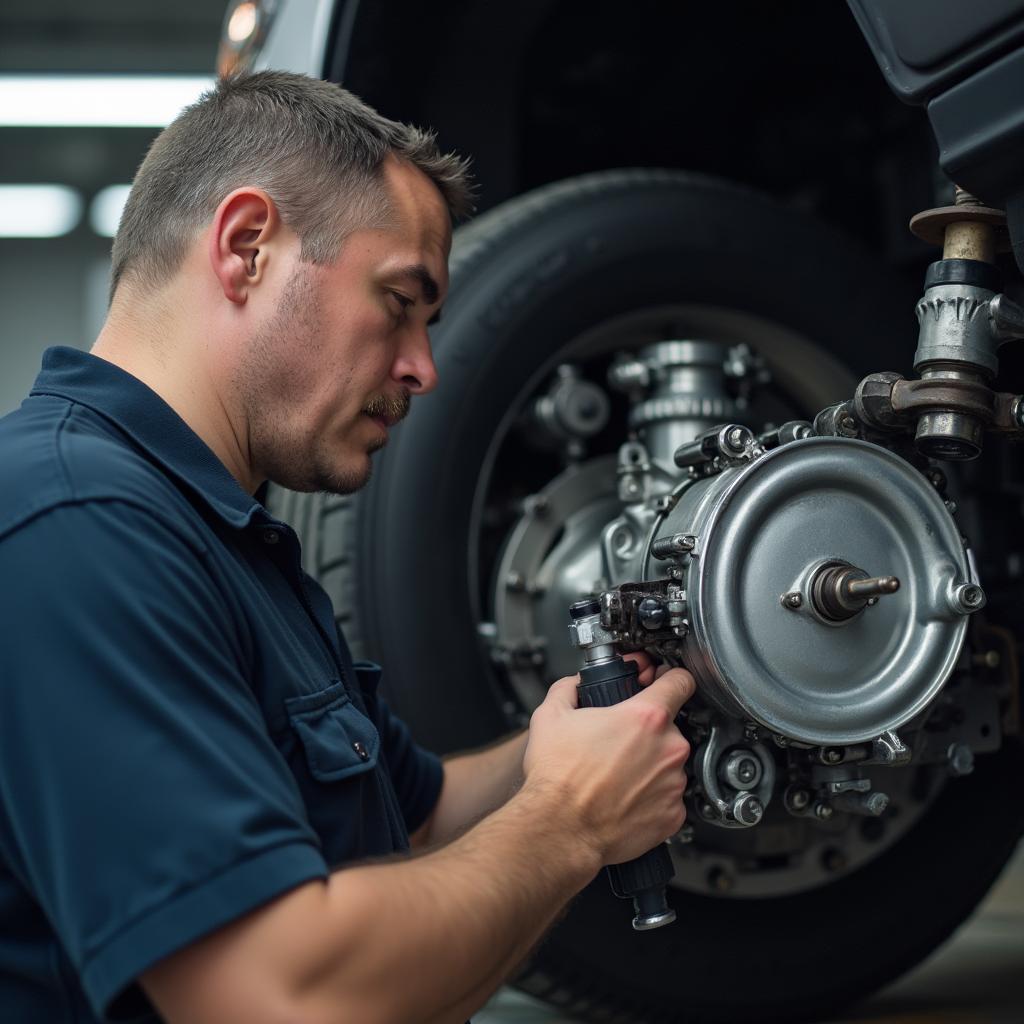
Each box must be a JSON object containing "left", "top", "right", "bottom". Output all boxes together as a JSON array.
[{"left": 639, "top": 667, "right": 697, "bottom": 715}]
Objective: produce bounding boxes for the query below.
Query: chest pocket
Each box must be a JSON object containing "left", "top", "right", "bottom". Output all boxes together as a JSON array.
[
  {"left": 284, "top": 680, "right": 389, "bottom": 865},
  {"left": 285, "top": 681, "right": 380, "bottom": 780},
  {"left": 284, "top": 679, "right": 380, "bottom": 782}
]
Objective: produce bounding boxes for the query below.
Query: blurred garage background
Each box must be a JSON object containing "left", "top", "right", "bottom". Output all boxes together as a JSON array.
[
  {"left": 0, "top": 1, "right": 219, "bottom": 414},
  {"left": 1, "top": 3, "right": 1022, "bottom": 1022}
]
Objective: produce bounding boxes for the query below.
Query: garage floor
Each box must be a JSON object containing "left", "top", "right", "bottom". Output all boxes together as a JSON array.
[{"left": 477, "top": 841, "right": 1024, "bottom": 1023}]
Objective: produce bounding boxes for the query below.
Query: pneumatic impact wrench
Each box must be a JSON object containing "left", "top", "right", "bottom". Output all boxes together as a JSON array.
[{"left": 567, "top": 599, "right": 676, "bottom": 930}]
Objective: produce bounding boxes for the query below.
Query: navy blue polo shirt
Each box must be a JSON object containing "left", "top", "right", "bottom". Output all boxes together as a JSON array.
[{"left": 0, "top": 347, "right": 444, "bottom": 1022}]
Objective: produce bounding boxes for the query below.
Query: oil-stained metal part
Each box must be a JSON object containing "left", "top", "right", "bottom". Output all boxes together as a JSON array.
[{"left": 908, "top": 194, "right": 1011, "bottom": 255}]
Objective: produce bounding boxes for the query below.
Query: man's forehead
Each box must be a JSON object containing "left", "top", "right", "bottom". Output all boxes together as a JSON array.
[{"left": 381, "top": 158, "right": 452, "bottom": 245}]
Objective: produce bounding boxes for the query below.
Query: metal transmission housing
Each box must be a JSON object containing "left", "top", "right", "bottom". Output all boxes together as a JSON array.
[{"left": 645, "top": 437, "right": 971, "bottom": 745}]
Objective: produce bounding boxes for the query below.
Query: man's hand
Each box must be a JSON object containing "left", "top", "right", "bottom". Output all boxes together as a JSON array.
[{"left": 522, "top": 663, "right": 695, "bottom": 866}]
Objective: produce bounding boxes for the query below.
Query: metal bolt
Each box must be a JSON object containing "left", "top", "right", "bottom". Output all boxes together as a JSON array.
[
  {"left": 839, "top": 414, "right": 857, "bottom": 433},
  {"left": 732, "top": 794, "right": 763, "bottom": 826},
  {"left": 786, "top": 788, "right": 811, "bottom": 813},
  {"left": 947, "top": 742, "right": 975, "bottom": 777},
  {"left": 945, "top": 499, "right": 958, "bottom": 516},
  {"left": 743, "top": 723, "right": 760, "bottom": 742},
  {"left": 813, "top": 802, "right": 834, "bottom": 821},
  {"left": 951, "top": 582, "right": 986, "bottom": 614},
  {"left": 823, "top": 747, "right": 843, "bottom": 765},
  {"left": 524, "top": 495, "right": 551, "bottom": 517},
  {"left": 863, "top": 792, "right": 890, "bottom": 816},
  {"left": 781, "top": 591, "right": 803, "bottom": 610},
  {"left": 727, "top": 427, "right": 746, "bottom": 451},
  {"left": 928, "top": 468, "right": 947, "bottom": 491},
  {"left": 699, "top": 801, "right": 717, "bottom": 820},
  {"left": 723, "top": 750, "right": 763, "bottom": 791},
  {"left": 652, "top": 534, "right": 696, "bottom": 561}
]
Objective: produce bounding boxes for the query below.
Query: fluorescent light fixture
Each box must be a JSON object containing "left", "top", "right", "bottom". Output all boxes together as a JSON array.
[
  {"left": 90, "top": 184, "right": 133, "bottom": 238},
  {"left": 0, "top": 185, "right": 82, "bottom": 238},
  {"left": 0, "top": 75, "right": 215, "bottom": 128}
]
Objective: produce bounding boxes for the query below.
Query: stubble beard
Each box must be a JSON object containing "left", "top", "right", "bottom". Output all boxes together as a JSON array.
[{"left": 238, "top": 267, "right": 373, "bottom": 496}]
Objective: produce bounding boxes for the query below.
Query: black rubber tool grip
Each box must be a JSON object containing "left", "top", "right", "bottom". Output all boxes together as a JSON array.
[{"left": 577, "top": 656, "right": 676, "bottom": 929}]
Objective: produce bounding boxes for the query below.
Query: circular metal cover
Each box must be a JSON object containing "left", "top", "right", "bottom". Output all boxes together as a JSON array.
[{"left": 677, "top": 437, "right": 969, "bottom": 745}]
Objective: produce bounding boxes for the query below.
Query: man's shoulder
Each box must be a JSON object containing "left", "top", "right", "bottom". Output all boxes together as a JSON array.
[{"left": 0, "top": 393, "right": 186, "bottom": 542}]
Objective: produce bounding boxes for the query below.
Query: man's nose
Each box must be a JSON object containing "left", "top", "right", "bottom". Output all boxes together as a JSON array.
[{"left": 393, "top": 328, "right": 439, "bottom": 395}]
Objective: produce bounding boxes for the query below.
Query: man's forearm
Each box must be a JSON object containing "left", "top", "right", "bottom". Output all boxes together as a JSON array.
[
  {"left": 423, "top": 729, "right": 529, "bottom": 845},
  {"left": 298, "top": 781, "right": 599, "bottom": 1023}
]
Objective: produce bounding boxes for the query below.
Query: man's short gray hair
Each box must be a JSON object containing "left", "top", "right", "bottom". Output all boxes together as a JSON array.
[{"left": 110, "top": 71, "right": 474, "bottom": 300}]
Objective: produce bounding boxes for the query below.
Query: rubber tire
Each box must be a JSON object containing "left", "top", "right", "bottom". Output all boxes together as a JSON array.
[{"left": 269, "top": 170, "right": 1024, "bottom": 1022}]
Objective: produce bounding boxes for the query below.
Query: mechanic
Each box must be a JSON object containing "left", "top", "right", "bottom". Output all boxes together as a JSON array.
[{"left": 0, "top": 71, "right": 694, "bottom": 1024}]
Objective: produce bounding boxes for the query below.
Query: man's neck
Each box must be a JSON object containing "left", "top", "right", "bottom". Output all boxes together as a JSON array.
[{"left": 92, "top": 293, "right": 260, "bottom": 494}]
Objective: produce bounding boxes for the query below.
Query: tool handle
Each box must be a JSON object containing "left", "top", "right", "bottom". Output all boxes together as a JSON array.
[{"left": 577, "top": 656, "right": 677, "bottom": 930}]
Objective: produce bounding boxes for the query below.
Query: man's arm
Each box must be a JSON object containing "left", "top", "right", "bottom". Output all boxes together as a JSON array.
[
  {"left": 141, "top": 669, "right": 694, "bottom": 1024},
  {"left": 410, "top": 730, "right": 527, "bottom": 848}
]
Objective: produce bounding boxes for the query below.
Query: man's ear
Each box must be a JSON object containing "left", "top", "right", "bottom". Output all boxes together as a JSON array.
[{"left": 208, "top": 188, "right": 281, "bottom": 304}]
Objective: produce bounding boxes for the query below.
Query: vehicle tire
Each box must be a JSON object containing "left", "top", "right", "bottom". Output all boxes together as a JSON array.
[{"left": 268, "top": 170, "right": 1024, "bottom": 1022}]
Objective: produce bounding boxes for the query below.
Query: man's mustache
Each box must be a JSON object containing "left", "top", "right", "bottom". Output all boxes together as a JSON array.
[{"left": 363, "top": 390, "right": 411, "bottom": 425}]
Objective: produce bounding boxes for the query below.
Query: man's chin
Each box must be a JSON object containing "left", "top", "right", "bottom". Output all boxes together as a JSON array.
[{"left": 265, "top": 452, "right": 373, "bottom": 496}]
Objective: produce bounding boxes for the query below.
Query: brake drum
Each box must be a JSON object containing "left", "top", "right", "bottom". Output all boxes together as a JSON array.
[{"left": 656, "top": 437, "right": 972, "bottom": 745}]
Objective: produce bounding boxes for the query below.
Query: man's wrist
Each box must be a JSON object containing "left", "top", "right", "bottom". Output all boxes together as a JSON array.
[{"left": 511, "top": 777, "right": 604, "bottom": 884}]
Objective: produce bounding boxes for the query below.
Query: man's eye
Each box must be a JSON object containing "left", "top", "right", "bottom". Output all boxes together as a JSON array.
[{"left": 390, "top": 292, "right": 414, "bottom": 318}]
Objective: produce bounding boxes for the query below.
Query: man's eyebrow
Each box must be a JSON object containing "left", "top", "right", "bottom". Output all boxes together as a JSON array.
[
  {"left": 389, "top": 263, "right": 443, "bottom": 326},
  {"left": 392, "top": 264, "right": 440, "bottom": 306}
]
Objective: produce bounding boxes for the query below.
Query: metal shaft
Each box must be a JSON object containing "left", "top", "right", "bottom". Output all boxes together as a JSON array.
[{"left": 844, "top": 575, "right": 900, "bottom": 600}]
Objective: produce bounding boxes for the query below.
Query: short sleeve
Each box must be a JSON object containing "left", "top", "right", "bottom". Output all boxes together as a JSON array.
[
  {"left": 351, "top": 662, "right": 443, "bottom": 835},
  {"left": 0, "top": 501, "right": 327, "bottom": 1019}
]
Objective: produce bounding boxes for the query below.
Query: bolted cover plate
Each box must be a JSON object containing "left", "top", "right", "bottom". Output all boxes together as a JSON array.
[{"left": 676, "top": 437, "right": 970, "bottom": 745}]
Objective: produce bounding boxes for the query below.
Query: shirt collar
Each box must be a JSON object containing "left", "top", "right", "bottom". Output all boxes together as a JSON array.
[{"left": 30, "top": 346, "right": 266, "bottom": 529}]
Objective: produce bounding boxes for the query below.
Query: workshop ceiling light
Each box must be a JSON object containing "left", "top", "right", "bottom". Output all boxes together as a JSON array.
[
  {"left": 89, "top": 185, "right": 132, "bottom": 238},
  {"left": 0, "top": 76, "right": 215, "bottom": 128},
  {"left": 0, "top": 185, "right": 82, "bottom": 238}
]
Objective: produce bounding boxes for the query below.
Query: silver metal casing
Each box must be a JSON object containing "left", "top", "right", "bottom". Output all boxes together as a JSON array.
[{"left": 655, "top": 437, "right": 971, "bottom": 745}]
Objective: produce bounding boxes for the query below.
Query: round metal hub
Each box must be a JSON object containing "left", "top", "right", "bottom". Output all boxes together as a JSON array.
[{"left": 671, "top": 437, "right": 970, "bottom": 745}]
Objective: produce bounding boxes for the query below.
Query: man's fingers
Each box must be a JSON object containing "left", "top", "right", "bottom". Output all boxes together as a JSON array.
[
  {"left": 622, "top": 651, "right": 656, "bottom": 687},
  {"left": 544, "top": 673, "right": 581, "bottom": 709},
  {"left": 636, "top": 667, "right": 696, "bottom": 716}
]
